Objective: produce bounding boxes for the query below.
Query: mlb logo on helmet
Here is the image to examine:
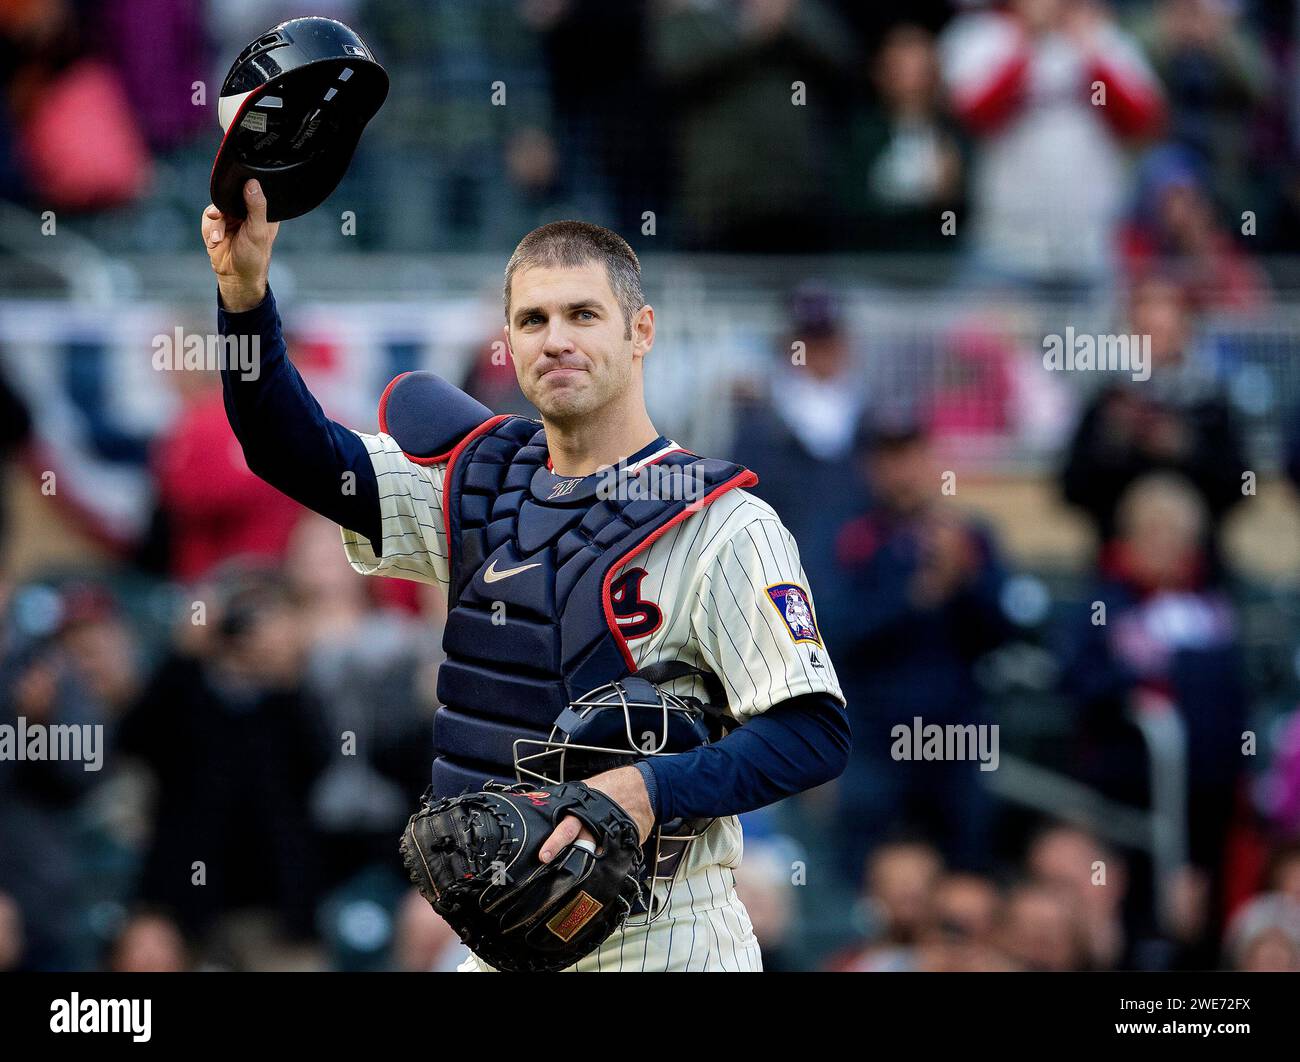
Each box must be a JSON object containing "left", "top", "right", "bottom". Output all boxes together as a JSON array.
[
  {"left": 211, "top": 17, "right": 389, "bottom": 222},
  {"left": 765, "top": 582, "right": 822, "bottom": 646}
]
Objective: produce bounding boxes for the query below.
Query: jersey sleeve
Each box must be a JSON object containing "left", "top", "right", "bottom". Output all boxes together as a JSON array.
[
  {"left": 340, "top": 430, "right": 450, "bottom": 591},
  {"left": 689, "top": 516, "right": 844, "bottom": 721}
]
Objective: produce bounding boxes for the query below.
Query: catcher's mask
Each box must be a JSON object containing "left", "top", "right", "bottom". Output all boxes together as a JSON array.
[
  {"left": 211, "top": 17, "right": 388, "bottom": 222},
  {"left": 513, "top": 664, "right": 732, "bottom": 925}
]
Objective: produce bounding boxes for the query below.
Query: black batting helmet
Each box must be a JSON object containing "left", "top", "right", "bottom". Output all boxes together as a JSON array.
[{"left": 211, "top": 17, "right": 388, "bottom": 222}]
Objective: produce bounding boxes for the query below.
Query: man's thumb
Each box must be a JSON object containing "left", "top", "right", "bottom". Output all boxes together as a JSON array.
[{"left": 243, "top": 179, "right": 268, "bottom": 228}]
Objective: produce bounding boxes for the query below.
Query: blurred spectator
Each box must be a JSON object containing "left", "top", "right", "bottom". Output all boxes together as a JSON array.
[
  {"left": 1058, "top": 472, "right": 1249, "bottom": 954},
  {"left": 527, "top": 0, "right": 667, "bottom": 230},
  {"left": 105, "top": 909, "right": 190, "bottom": 973},
  {"left": 998, "top": 880, "right": 1091, "bottom": 970},
  {"left": 1132, "top": 0, "right": 1273, "bottom": 219},
  {"left": 1121, "top": 146, "right": 1270, "bottom": 313},
  {"left": 837, "top": 24, "right": 965, "bottom": 252},
  {"left": 914, "top": 872, "right": 1011, "bottom": 971},
  {"left": 1060, "top": 276, "right": 1248, "bottom": 547},
  {"left": 115, "top": 564, "right": 329, "bottom": 944},
  {"left": 728, "top": 282, "right": 869, "bottom": 634},
  {"left": 1222, "top": 892, "right": 1300, "bottom": 971},
  {"left": 53, "top": 582, "right": 141, "bottom": 719},
  {"left": 0, "top": 583, "right": 106, "bottom": 970},
  {"left": 1026, "top": 823, "right": 1132, "bottom": 968},
  {"left": 0, "top": 0, "right": 150, "bottom": 211},
  {"left": 283, "top": 515, "right": 438, "bottom": 885},
  {"left": 151, "top": 369, "right": 303, "bottom": 581},
  {"left": 940, "top": 0, "right": 1164, "bottom": 293},
  {"left": 828, "top": 840, "right": 944, "bottom": 971},
  {"left": 831, "top": 415, "right": 1013, "bottom": 877},
  {"left": 651, "top": 0, "right": 858, "bottom": 250},
  {"left": 732, "top": 841, "right": 800, "bottom": 971}
]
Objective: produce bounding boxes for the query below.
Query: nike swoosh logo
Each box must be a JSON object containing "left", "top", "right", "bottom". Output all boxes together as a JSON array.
[{"left": 483, "top": 559, "right": 542, "bottom": 584}]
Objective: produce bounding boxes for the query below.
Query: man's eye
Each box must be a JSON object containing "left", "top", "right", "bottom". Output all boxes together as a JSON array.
[
  {"left": 523, "top": 315, "right": 543, "bottom": 326},
  {"left": 577, "top": 310, "right": 595, "bottom": 320}
]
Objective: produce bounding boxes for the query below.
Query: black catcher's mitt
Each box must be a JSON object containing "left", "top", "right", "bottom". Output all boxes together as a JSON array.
[{"left": 399, "top": 781, "right": 644, "bottom": 972}]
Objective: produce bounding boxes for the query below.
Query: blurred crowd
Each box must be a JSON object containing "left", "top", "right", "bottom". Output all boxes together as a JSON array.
[
  {"left": 2, "top": 0, "right": 1300, "bottom": 973},
  {"left": 1, "top": 272, "right": 1299, "bottom": 970},
  {"left": 0, "top": 0, "right": 1296, "bottom": 268}
]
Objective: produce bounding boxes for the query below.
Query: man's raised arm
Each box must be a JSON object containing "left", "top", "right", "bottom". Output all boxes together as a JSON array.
[{"left": 204, "top": 179, "right": 381, "bottom": 549}]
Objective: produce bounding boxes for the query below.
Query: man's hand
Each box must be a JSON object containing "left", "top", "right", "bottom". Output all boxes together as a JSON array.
[
  {"left": 539, "top": 766, "right": 654, "bottom": 863},
  {"left": 202, "top": 179, "right": 280, "bottom": 312}
]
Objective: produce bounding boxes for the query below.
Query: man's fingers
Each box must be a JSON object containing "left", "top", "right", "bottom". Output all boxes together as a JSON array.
[{"left": 540, "top": 815, "right": 582, "bottom": 863}]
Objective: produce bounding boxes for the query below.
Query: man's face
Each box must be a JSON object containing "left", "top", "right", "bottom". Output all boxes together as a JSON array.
[{"left": 505, "top": 262, "right": 651, "bottom": 422}]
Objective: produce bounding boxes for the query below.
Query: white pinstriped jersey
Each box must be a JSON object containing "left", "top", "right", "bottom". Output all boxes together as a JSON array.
[{"left": 342, "top": 427, "right": 845, "bottom": 970}]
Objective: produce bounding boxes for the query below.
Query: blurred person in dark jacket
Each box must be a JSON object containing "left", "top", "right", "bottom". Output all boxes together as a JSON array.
[
  {"left": 0, "top": 583, "right": 106, "bottom": 969},
  {"left": 1060, "top": 275, "right": 1248, "bottom": 549},
  {"left": 837, "top": 24, "right": 966, "bottom": 253},
  {"left": 830, "top": 414, "right": 1013, "bottom": 878},
  {"left": 116, "top": 564, "right": 329, "bottom": 946},
  {"left": 728, "top": 282, "right": 869, "bottom": 637},
  {"left": 1132, "top": 0, "right": 1273, "bottom": 220},
  {"left": 1057, "top": 471, "right": 1249, "bottom": 961},
  {"left": 283, "top": 514, "right": 439, "bottom": 887},
  {"left": 651, "top": 0, "right": 858, "bottom": 250}
]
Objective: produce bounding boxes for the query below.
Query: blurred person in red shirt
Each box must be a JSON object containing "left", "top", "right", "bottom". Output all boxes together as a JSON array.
[
  {"left": 151, "top": 368, "right": 302, "bottom": 581},
  {"left": 940, "top": 0, "right": 1165, "bottom": 293}
]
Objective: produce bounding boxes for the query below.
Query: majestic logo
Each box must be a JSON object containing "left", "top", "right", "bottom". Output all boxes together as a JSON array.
[
  {"left": 609, "top": 568, "right": 662, "bottom": 639},
  {"left": 765, "top": 583, "right": 822, "bottom": 646},
  {"left": 483, "top": 559, "right": 542, "bottom": 584},
  {"left": 548, "top": 478, "right": 581, "bottom": 500}
]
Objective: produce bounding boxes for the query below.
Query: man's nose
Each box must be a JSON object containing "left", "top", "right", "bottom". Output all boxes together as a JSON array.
[{"left": 541, "top": 323, "right": 575, "bottom": 357}]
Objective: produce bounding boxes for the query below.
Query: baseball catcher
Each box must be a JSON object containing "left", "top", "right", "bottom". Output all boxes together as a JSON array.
[{"left": 203, "top": 175, "right": 851, "bottom": 969}]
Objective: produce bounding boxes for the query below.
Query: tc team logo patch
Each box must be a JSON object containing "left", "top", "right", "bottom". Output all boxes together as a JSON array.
[{"left": 765, "top": 583, "right": 821, "bottom": 647}]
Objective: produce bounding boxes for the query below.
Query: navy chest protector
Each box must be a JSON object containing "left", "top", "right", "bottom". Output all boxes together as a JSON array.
[{"left": 380, "top": 372, "right": 756, "bottom": 798}]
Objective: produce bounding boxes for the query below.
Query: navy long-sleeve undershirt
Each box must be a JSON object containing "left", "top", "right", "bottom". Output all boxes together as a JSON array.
[
  {"left": 218, "top": 287, "right": 850, "bottom": 821},
  {"left": 218, "top": 287, "right": 382, "bottom": 550}
]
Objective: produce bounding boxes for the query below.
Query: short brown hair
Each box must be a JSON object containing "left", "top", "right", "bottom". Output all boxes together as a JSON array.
[{"left": 503, "top": 220, "right": 644, "bottom": 338}]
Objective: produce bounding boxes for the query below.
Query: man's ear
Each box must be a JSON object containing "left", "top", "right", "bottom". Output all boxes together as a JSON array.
[
  {"left": 632, "top": 304, "right": 655, "bottom": 360},
  {"left": 502, "top": 325, "right": 516, "bottom": 365}
]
